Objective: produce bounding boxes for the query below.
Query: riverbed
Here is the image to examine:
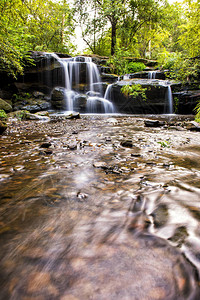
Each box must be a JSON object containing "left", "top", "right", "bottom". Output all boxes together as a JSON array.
[{"left": 0, "top": 115, "right": 200, "bottom": 299}]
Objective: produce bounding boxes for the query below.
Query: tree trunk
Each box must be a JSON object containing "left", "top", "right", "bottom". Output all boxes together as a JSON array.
[{"left": 111, "top": 21, "right": 117, "bottom": 55}]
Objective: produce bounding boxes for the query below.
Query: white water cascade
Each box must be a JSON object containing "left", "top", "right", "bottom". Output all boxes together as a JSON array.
[
  {"left": 104, "top": 84, "right": 113, "bottom": 101},
  {"left": 57, "top": 55, "right": 114, "bottom": 113},
  {"left": 148, "top": 71, "right": 157, "bottom": 79},
  {"left": 166, "top": 85, "right": 173, "bottom": 114}
]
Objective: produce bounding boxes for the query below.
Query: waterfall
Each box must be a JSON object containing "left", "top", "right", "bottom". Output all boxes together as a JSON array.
[
  {"left": 86, "top": 97, "right": 114, "bottom": 114},
  {"left": 148, "top": 71, "right": 157, "bottom": 79},
  {"left": 54, "top": 55, "right": 113, "bottom": 113},
  {"left": 104, "top": 84, "right": 113, "bottom": 100},
  {"left": 167, "top": 85, "right": 173, "bottom": 114},
  {"left": 123, "top": 74, "right": 130, "bottom": 80}
]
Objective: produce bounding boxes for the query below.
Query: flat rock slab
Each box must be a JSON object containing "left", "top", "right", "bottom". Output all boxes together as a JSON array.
[{"left": 62, "top": 218, "right": 200, "bottom": 300}]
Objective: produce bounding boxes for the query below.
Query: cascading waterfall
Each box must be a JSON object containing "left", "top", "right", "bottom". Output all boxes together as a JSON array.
[
  {"left": 148, "top": 71, "right": 157, "bottom": 79},
  {"left": 104, "top": 84, "right": 113, "bottom": 101},
  {"left": 56, "top": 55, "right": 113, "bottom": 113},
  {"left": 86, "top": 97, "right": 114, "bottom": 113}
]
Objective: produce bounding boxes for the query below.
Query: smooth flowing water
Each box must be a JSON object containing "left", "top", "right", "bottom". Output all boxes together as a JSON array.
[
  {"left": 0, "top": 115, "right": 200, "bottom": 299},
  {"left": 148, "top": 71, "right": 157, "bottom": 79},
  {"left": 57, "top": 56, "right": 113, "bottom": 113}
]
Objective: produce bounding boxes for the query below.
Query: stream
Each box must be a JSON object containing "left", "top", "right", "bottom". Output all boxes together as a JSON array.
[{"left": 0, "top": 115, "right": 200, "bottom": 299}]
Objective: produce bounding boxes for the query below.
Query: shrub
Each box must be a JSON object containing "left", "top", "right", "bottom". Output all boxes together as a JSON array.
[
  {"left": 126, "top": 62, "right": 146, "bottom": 73},
  {"left": 121, "top": 84, "right": 147, "bottom": 100},
  {"left": 0, "top": 109, "right": 7, "bottom": 120},
  {"left": 194, "top": 100, "right": 200, "bottom": 123}
]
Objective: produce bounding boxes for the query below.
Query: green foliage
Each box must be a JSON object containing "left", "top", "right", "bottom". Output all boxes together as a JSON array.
[
  {"left": 158, "top": 51, "right": 199, "bottom": 83},
  {"left": 74, "top": 0, "right": 166, "bottom": 56},
  {"left": 173, "top": 96, "right": 179, "bottom": 114},
  {"left": 0, "top": 110, "right": 7, "bottom": 120},
  {"left": 12, "top": 93, "right": 32, "bottom": 103},
  {"left": 121, "top": 84, "right": 147, "bottom": 100},
  {"left": 194, "top": 101, "right": 200, "bottom": 123},
  {"left": 0, "top": 0, "right": 74, "bottom": 78},
  {"left": 11, "top": 110, "right": 30, "bottom": 120},
  {"left": 127, "top": 62, "right": 146, "bottom": 73},
  {"left": 158, "top": 140, "right": 170, "bottom": 148},
  {"left": 107, "top": 48, "right": 131, "bottom": 75},
  {"left": 178, "top": 0, "right": 200, "bottom": 57}
]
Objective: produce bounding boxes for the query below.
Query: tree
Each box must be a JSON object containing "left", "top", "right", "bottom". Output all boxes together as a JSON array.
[
  {"left": 0, "top": 0, "right": 75, "bottom": 78},
  {"left": 74, "top": 0, "right": 127, "bottom": 55},
  {"left": 74, "top": 0, "right": 167, "bottom": 56},
  {"left": 178, "top": 0, "right": 200, "bottom": 57}
]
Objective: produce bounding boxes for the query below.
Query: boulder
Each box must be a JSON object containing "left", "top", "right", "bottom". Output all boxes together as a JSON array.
[
  {"left": 74, "top": 94, "right": 87, "bottom": 112},
  {"left": 51, "top": 87, "right": 66, "bottom": 109},
  {"left": 21, "top": 101, "right": 51, "bottom": 113},
  {"left": 0, "top": 98, "right": 12, "bottom": 112},
  {"left": 8, "top": 110, "right": 50, "bottom": 121}
]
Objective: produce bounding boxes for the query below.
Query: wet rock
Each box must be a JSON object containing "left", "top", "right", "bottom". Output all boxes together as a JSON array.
[
  {"left": 8, "top": 110, "right": 49, "bottom": 121},
  {"left": 101, "top": 73, "right": 118, "bottom": 83},
  {"left": 131, "top": 152, "right": 141, "bottom": 157},
  {"left": 107, "top": 118, "right": 118, "bottom": 124},
  {"left": 0, "top": 98, "right": 12, "bottom": 112},
  {"left": 39, "top": 149, "right": 53, "bottom": 155},
  {"left": 35, "top": 111, "right": 50, "bottom": 117},
  {"left": 68, "top": 142, "right": 78, "bottom": 150},
  {"left": 74, "top": 94, "right": 87, "bottom": 112},
  {"left": 121, "top": 140, "right": 133, "bottom": 148},
  {"left": 187, "top": 121, "right": 200, "bottom": 132},
  {"left": 51, "top": 87, "right": 66, "bottom": 109},
  {"left": 168, "top": 226, "right": 189, "bottom": 247},
  {"left": 33, "top": 91, "right": 45, "bottom": 98},
  {"left": 86, "top": 91, "right": 101, "bottom": 97},
  {"left": 25, "top": 112, "right": 49, "bottom": 121},
  {"left": 0, "top": 120, "right": 7, "bottom": 134},
  {"left": 152, "top": 203, "right": 169, "bottom": 228},
  {"left": 40, "top": 142, "right": 52, "bottom": 148},
  {"left": 65, "top": 112, "right": 81, "bottom": 119},
  {"left": 77, "top": 191, "right": 88, "bottom": 201},
  {"left": 93, "top": 161, "right": 108, "bottom": 169},
  {"left": 144, "top": 119, "right": 165, "bottom": 127}
]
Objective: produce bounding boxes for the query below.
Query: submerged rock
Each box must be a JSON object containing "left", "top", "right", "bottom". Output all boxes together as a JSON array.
[{"left": 152, "top": 203, "right": 169, "bottom": 228}]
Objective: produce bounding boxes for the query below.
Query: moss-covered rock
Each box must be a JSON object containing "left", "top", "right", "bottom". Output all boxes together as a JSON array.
[
  {"left": 8, "top": 110, "right": 50, "bottom": 121},
  {"left": 0, "top": 98, "right": 12, "bottom": 112}
]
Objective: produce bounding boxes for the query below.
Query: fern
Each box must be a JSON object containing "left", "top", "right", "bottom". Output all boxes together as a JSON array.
[{"left": 194, "top": 101, "right": 200, "bottom": 123}]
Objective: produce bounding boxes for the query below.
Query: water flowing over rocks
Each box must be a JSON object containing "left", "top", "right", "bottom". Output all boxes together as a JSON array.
[
  {"left": 0, "top": 51, "right": 199, "bottom": 115},
  {"left": 0, "top": 115, "right": 200, "bottom": 299}
]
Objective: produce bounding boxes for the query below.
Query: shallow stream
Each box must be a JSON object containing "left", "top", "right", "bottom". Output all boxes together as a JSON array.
[{"left": 0, "top": 115, "right": 200, "bottom": 299}]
